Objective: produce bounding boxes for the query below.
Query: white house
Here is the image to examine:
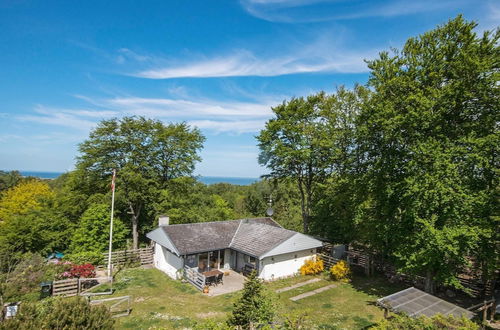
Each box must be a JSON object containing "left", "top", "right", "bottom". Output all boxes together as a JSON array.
[{"left": 146, "top": 216, "right": 323, "bottom": 281}]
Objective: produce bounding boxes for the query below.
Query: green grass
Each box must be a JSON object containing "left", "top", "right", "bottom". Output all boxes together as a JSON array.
[{"left": 101, "top": 268, "right": 405, "bottom": 329}]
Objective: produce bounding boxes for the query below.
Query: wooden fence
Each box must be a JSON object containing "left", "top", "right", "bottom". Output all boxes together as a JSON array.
[
  {"left": 101, "top": 247, "right": 154, "bottom": 268},
  {"left": 184, "top": 266, "right": 205, "bottom": 291},
  {"left": 53, "top": 277, "right": 112, "bottom": 297},
  {"left": 90, "top": 296, "right": 131, "bottom": 318},
  {"left": 317, "top": 253, "right": 341, "bottom": 270}
]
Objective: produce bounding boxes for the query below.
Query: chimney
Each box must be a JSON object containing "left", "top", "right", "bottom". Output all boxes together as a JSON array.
[{"left": 158, "top": 215, "right": 169, "bottom": 226}]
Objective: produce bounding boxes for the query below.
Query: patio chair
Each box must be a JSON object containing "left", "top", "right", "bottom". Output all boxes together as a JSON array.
[
  {"left": 216, "top": 273, "right": 223, "bottom": 286},
  {"left": 205, "top": 275, "right": 216, "bottom": 286}
]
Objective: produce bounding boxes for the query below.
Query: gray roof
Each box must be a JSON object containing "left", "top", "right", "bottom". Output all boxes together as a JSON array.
[{"left": 146, "top": 217, "right": 322, "bottom": 258}]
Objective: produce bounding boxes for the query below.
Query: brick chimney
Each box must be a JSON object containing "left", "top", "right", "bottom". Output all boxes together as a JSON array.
[{"left": 158, "top": 215, "right": 169, "bottom": 226}]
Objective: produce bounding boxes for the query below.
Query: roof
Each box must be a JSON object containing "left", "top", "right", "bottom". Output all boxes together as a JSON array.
[
  {"left": 377, "top": 287, "right": 475, "bottom": 319},
  {"left": 146, "top": 217, "right": 322, "bottom": 258}
]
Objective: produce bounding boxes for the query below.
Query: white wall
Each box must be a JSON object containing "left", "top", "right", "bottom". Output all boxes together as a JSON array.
[
  {"left": 259, "top": 249, "right": 316, "bottom": 280},
  {"left": 154, "top": 243, "right": 184, "bottom": 279}
]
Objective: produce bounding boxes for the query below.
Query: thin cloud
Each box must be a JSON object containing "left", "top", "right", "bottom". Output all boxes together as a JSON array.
[
  {"left": 240, "top": 0, "right": 465, "bottom": 23},
  {"left": 15, "top": 94, "right": 279, "bottom": 134},
  {"left": 133, "top": 37, "right": 376, "bottom": 79}
]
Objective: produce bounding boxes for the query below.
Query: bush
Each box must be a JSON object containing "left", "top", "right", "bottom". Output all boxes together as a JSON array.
[
  {"left": 0, "top": 297, "right": 114, "bottom": 329},
  {"left": 65, "top": 251, "right": 105, "bottom": 266},
  {"left": 372, "top": 313, "right": 479, "bottom": 329},
  {"left": 59, "top": 263, "right": 96, "bottom": 279},
  {"left": 329, "top": 260, "right": 350, "bottom": 281},
  {"left": 299, "top": 257, "right": 324, "bottom": 275}
]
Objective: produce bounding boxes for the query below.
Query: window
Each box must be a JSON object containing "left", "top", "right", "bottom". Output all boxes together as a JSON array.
[
  {"left": 244, "top": 255, "right": 256, "bottom": 267},
  {"left": 185, "top": 255, "right": 197, "bottom": 268}
]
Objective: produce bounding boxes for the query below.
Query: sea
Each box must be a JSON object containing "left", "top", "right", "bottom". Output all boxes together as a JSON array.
[{"left": 18, "top": 171, "right": 258, "bottom": 186}]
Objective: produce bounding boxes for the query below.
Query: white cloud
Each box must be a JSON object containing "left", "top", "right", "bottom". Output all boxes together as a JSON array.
[
  {"left": 132, "top": 32, "right": 377, "bottom": 79},
  {"left": 240, "top": 0, "right": 464, "bottom": 23},
  {"left": 15, "top": 94, "right": 278, "bottom": 134}
]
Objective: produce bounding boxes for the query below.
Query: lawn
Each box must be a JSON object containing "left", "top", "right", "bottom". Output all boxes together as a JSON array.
[{"left": 102, "top": 267, "right": 406, "bottom": 329}]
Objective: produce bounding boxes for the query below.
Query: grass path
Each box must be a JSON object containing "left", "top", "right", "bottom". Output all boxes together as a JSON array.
[
  {"left": 289, "top": 283, "right": 337, "bottom": 301},
  {"left": 275, "top": 278, "right": 321, "bottom": 293}
]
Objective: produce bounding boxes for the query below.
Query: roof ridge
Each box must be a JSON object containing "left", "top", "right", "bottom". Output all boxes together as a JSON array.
[
  {"left": 228, "top": 219, "right": 244, "bottom": 248},
  {"left": 162, "top": 217, "right": 272, "bottom": 227}
]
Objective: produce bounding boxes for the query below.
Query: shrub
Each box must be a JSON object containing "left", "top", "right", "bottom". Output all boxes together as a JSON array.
[
  {"left": 299, "top": 257, "right": 324, "bottom": 275},
  {"left": 329, "top": 260, "right": 350, "bottom": 281},
  {"left": 372, "top": 313, "right": 479, "bottom": 329},
  {"left": 59, "top": 263, "right": 96, "bottom": 279},
  {"left": 65, "top": 251, "right": 105, "bottom": 266},
  {"left": 0, "top": 297, "right": 114, "bottom": 329},
  {"left": 227, "top": 271, "right": 276, "bottom": 329}
]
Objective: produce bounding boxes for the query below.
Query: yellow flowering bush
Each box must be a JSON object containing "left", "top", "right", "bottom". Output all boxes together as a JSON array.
[
  {"left": 329, "top": 260, "right": 350, "bottom": 281},
  {"left": 299, "top": 257, "right": 324, "bottom": 275}
]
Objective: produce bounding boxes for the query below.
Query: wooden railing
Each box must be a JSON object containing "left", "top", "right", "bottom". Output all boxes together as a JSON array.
[
  {"left": 53, "top": 277, "right": 113, "bottom": 297},
  {"left": 184, "top": 266, "right": 205, "bottom": 291},
  {"left": 101, "top": 247, "right": 154, "bottom": 268},
  {"left": 317, "top": 253, "right": 341, "bottom": 270}
]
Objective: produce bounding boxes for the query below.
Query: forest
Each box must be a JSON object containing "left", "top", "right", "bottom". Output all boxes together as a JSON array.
[{"left": 0, "top": 16, "right": 498, "bottom": 307}]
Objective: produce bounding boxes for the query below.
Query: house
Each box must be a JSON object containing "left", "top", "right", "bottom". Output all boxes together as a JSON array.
[{"left": 146, "top": 216, "right": 323, "bottom": 281}]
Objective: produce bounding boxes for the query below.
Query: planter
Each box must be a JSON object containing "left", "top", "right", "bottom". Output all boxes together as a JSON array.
[{"left": 203, "top": 286, "right": 209, "bottom": 294}]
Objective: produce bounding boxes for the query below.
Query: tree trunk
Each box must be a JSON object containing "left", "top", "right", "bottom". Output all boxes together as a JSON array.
[
  {"left": 297, "top": 178, "right": 309, "bottom": 234},
  {"left": 425, "top": 269, "right": 435, "bottom": 294},
  {"left": 129, "top": 203, "right": 142, "bottom": 250}
]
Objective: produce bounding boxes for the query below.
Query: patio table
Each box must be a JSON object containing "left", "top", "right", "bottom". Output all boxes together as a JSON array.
[{"left": 202, "top": 269, "right": 223, "bottom": 277}]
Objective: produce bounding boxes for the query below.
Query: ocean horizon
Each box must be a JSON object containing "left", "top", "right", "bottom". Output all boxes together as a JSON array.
[{"left": 16, "top": 171, "right": 259, "bottom": 186}]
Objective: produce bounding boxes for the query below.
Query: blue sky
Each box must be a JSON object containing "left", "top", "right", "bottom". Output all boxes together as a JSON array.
[{"left": 0, "top": 0, "right": 497, "bottom": 177}]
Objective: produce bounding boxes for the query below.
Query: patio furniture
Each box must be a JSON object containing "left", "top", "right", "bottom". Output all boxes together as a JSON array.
[
  {"left": 216, "top": 273, "right": 224, "bottom": 285},
  {"left": 203, "top": 270, "right": 223, "bottom": 286}
]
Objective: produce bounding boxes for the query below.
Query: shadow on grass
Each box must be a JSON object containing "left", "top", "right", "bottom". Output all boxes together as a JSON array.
[{"left": 350, "top": 273, "right": 408, "bottom": 298}]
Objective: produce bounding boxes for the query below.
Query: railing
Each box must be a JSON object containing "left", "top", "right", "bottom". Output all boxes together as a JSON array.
[
  {"left": 184, "top": 266, "right": 206, "bottom": 291},
  {"left": 100, "top": 247, "right": 154, "bottom": 268},
  {"left": 53, "top": 277, "right": 113, "bottom": 297},
  {"left": 317, "top": 253, "right": 341, "bottom": 270},
  {"left": 90, "top": 296, "right": 131, "bottom": 318}
]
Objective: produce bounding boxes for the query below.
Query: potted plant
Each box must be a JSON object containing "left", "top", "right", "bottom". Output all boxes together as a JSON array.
[{"left": 203, "top": 285, "right": 209, "bottom": 294}]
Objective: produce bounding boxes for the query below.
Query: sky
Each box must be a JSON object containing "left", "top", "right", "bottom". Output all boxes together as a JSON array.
[{"left": 0, "top": 0, "right": 498, "bottom": 178}]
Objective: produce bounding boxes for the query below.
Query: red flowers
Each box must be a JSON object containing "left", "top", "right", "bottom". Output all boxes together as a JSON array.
[{"left": 59, "top": 263, "right": 96, "bottom": 279}]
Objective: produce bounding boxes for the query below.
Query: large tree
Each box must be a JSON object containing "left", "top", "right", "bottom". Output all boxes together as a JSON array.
[
  {"left": 76, "top": 116, "right": 205, "bottom": 249},
  {"left": 357, "top": 16, "right": 499, "bottom": 293},
  {"left": 257, "top": 87, "right": 367, "bottom": 234}
]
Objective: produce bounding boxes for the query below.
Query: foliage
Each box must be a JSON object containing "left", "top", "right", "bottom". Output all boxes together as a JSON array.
[
  {"left": 0, "top": 297, "right": 114, "bottom": 329},
  {"left": 0, "top": 170, "right": 22, "bottom": 193},
  {"left": 75, "top": 116, "right": 205, "bottom": 249},
  {"left": 1, "top": 253, "right": 64, "bottom": 302},
  {"left": 0, "top": 208, "right": 71, "bottom": 256},
  {"left": 69, "top": 203, "right": 128, "bottom": 254},
  {"left": 227, "top": 271, "right": 276, "bottom": 329},
  {"left": 355, "top": 15, "right": 499, "bottom": 292},
  {"left": 329, "top": 260, "right": 350, "bottom": 282},
  {"left": 59, "top": 263, "right": 96, "bottom": 279},
  {"left": 0, "top": 180, "right": 55, "bottom": 221},
  {"left": 372, "top": 313, "right": 479, "bottom": 330},
  {"left": 299, "top": 257, "right": 324, "bottom": 275},
  {"left": 64, "top": 251, "right": 105, "bottom": 266}
]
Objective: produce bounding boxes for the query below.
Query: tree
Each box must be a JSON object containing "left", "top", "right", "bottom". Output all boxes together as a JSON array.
[
  {"left": 227, "top": 271, "right": 275, "bottom": 329},
  {"left": 0, "top": 180, "right": 55, "bottom": 222},
  {"left": 69, "top": 203, "right": 128, "bottom": 254},
  {"left": 357, "top": 16, "right": 499, "bottom": 293},
  {"left": 75, "top": 116, "right": 205, "bottom": 249},
  {"left": 258, "top": 87, "right": 366, "bottom": 234},
  {"left": 0, "top": 170, "right": 22, "bottom": 192}
]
